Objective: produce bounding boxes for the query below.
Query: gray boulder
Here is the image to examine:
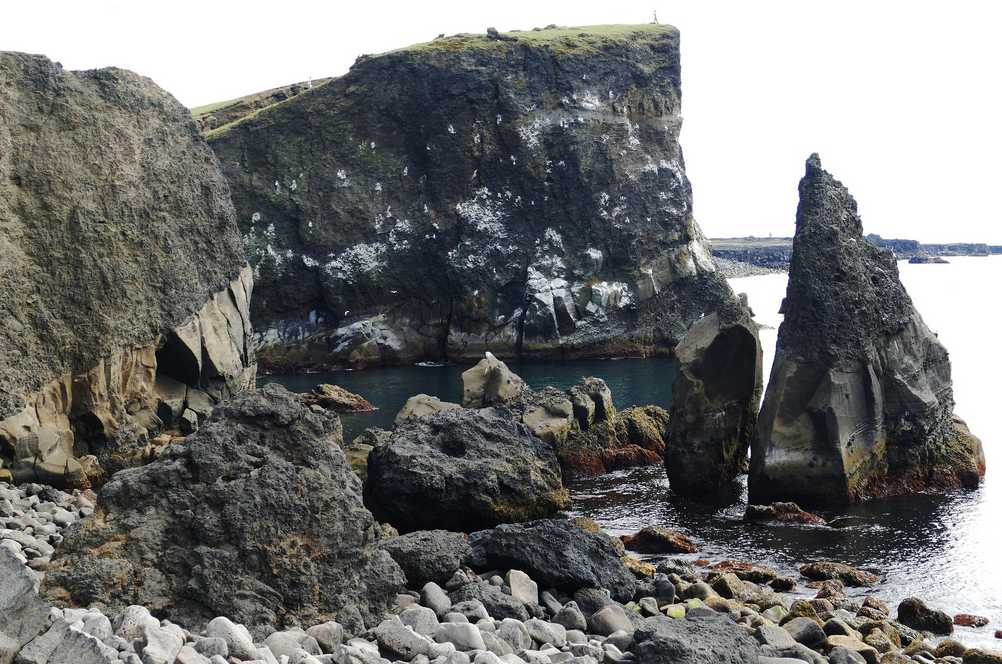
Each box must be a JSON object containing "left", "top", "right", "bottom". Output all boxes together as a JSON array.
[
  {"left": 365, "top": 409, "right": 568, "bottom": 532},
  {"left": 667, "top": 300, "right": 762, "bottom": 497},
  {"left": 751, "top": 154, "right": 985, "bottom": 506},
  {"left": 632, "top": 614, "right": 760, "bottom": 664},
  {"left": 380, "top": 530, "right": 473, "bottom": 587},
  {"left": 0, "top": 548, "right": 49, "bottom": 664},
  {"left": 468, "top": 520, "right": 636, "bottom": 603},
  {"left": 42, "top": 386, "right": 405, "bottom": 637}
]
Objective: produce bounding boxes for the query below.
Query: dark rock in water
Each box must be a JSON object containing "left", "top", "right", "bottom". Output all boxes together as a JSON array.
[
  {"left": 632, "top": 613, "right": 760, "bottom": 664},
  {"left": 0, "top": 548, "right": 50, "bottom": 659},
  {"left": 42, "top": 385, "right": 404, "bottom": 637},
  {"left": 0, "top": 52, "right": 254, "bottom": 489},
  {"left": 799, "top": 561, "right": 878, "bottom": 587},
  {"left": 364, "top": 409, "right": 568, "bottom": 532},
  {"left": 299, "top": 384, "right": 377, "bottom": 412},
  {"left": 379, "top": 530, "right": 473, "bottom": 587},
  {"left": 751, "top": 154, "right": 985, "bottom": 506},
  {"left": 468, "top": 519, "right": 636, "bottom": 603},
  {"left": 557, "top": 403, "right": 669, "bottom": 478},
  {"left": 745, "top": 502, "right": 827, "bottom": 526},
  {"left": 621, "top": 527, "right": 697, "bottom": 554},
  {"left": 897, "top": 597, "right": 954, "bottom": 635},
  {"left": 666, "top": 298, "right": 762, "bottom": 496},
  {"left": 955, "top": 614, "right": 990, "bottom": 628},
  {"left": 205, "top": 25, "right": 736, "bottom": 371},
  {"left": 709, "top": 560, "right": 779, "bottom": 584}
]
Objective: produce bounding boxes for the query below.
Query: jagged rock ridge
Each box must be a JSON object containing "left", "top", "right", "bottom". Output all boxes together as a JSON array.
[
  {"left": 206, "top": 24, "right": 735, "bottom": 370},
  {"left": 0, "top": 52, "right": 254, "bottom": 486},
  {"left": 750, "top": 154, "right": 985, "bottom": 506}
]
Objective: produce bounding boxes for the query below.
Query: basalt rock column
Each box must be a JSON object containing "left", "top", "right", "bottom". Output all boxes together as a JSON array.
[
  {"left": 750, "top": 154, "right": 984, "bottom": 506},
  {"left": 666, "top": 298, "right": 762, "bottom": 496}
]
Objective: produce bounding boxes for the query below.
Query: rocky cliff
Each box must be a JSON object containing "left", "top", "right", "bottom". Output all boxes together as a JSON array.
[
  {"left": 0, "top": 52, "right": 255, "bottom": 487},
  {"left": 750, "top": 155, "right": 985, "bottom": 506},
  {"left": 206, "top": 25, "right": 735, "bottom": 370}
]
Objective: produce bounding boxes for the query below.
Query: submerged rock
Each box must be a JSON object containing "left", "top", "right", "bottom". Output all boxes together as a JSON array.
[
  {"left": 751, "top": 154, "right": 985, "bottom": 506},
  {"left": 206, "top": 25, "right": 735, "bottom": 370},
  {"left": 621, "top": 527, "right": 698, "bottom": 554},
  {"left": 468, "top": 519, "right": 636, "bottom": 603},
  {"left": 745, "top": 502, "right": 827, "bottom": 526},
  {"left": 666, "top": 298, "right": 762, "bottom": 496},
  {"left": 42, "top": 385, "right": 404, "bottom": 636},
  {"left": 364, "top": 409, "right": 568, "bottom": 532},
  {"left": 0, "top": 52, "right": 254, "bottom": 488},
  {"left": 799, "top": 561, "right": 879, "bottom": 587}
]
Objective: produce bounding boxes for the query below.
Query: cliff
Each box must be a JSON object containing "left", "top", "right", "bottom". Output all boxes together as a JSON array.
[
  {"left": 0, "top": 52, "right": 255, "bottom": 486},
  {"left": 750, "top": 155, "right": 985, "bottom": 506},
  {"left": 205, "top": 24, "right": 735, "bottom": 370}
]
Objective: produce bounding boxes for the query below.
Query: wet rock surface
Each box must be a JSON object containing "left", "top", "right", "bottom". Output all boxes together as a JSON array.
[
  {"left": 751, "top": 154, "right": 985, "bottom": 506},
  {"left": 41, "top": 385, "right": 403, "bottom": 636},
  {"left": 206, "top": 25, "right": 735, "bottom": 370}
]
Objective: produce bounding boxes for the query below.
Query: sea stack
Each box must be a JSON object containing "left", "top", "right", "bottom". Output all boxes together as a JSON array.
[
  {"left": 205, "top": 25, "right": 736, "bottom": 370},
  {"left": 0, "top": 53, "right": 255, "bottom": 487},
  {"left": 750, "top": 154, "right": 984, "bottom": 506}
]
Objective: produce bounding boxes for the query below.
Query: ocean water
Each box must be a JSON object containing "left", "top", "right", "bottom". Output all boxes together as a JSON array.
[{"left": 267, "top": 256, "right": 1001, "bottom": 647}]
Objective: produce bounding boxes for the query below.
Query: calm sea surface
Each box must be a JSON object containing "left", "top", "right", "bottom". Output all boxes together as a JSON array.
[{"left": 267, "top": 256, "right": 1002, "bottom": 648}]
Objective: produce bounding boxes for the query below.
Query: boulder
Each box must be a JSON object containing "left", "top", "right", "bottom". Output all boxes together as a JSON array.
[
  {"left": 751, "top": 154, "right": 985, "bottom": 506},
  {"left": 632, "top": 613, "right": 760, "bottom": 664},
  {"left": 42, "top": 385, "right": 404, "bottom": 637},
  {"left": 0, "top": 52, "right": 253, "bottom": 488},
  {"left": 620, "top": 527, "right": 697, "bottom": 554},
  {"left": 567, "top": 378, "right": 615, "bottom": 429},
  {"left": 0, "top": 548, "right": 50, "bottom": 663},
  {"left": 394, "top": 395, "right": 462, "bottom": 425},
  {"left": 299, "top": 384, "right": 376, "bottom": 413},
  {"left": 799, "top": 561, "right": 878, "bottom": 587},
  {"left": 365, "top": 409, "right": 568, "bottom": 532},
  {"left": 461, "top": 354, "right": 526, "bottom": 408},
  {"left": 745, "top": 502, "right": 827, "bottom": 526},
  {"left": 520, "top": 391, "right": 575, "bottom": 446},
  {"left": 380, "top": 530, "right": 473, "bottom": 587},
  {"left": 897, "top": 597, "right": 954, "bottom": 635},
  {"left": 556, "top": 406, "right": 669, "bottom": 478},
  {"left": 666, "top": 301, "right": 762, "bottom": 496},
  {"left": 468, "top": 519, "right": 636, "bottom": 603}
]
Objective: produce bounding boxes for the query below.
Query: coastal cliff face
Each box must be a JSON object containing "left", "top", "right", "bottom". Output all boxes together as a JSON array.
[
  {"left": 750, "top": 155, "right": 985, "bottom": 506},
  {"left": 0, "top": 53, "right": 255, "bottom": 486},
  {"left": 206, "top": 25, "right": 735, "bottom": 370}
]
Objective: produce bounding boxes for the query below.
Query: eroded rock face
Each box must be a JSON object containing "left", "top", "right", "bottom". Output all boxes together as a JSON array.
[
  {"left": 666, "top": 299, "right": 762, "bottom": 497},
  {"left": 206, "top": 25, "right": 735, "bottom": 370},
  {"left": 42, "top": 385, "right": 403, "bottom": 637},
  {"left": 364, "top": 408, "right": 569, "bottom": 532},
  {"left": 751, "top": 155, "right": 984, "bottom": 506},
  {"left": 0, "top": 53, "right": 253, "bottom": 487}
]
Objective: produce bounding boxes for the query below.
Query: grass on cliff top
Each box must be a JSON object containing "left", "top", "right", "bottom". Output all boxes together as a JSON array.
[{"left": 391, "top": 24, "right": 677, "bottom": 56}]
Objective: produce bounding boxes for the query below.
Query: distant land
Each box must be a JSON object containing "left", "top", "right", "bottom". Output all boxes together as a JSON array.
[{"left": 711, "top": 234, "right": 1002, "bottom": 275}]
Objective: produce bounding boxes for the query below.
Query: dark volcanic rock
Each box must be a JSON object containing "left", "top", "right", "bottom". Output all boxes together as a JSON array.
[
  {"left": 468, "top": 519, "right": 636, "bottom": 603},
  {"left": 799, "top": 561, "right": 878, "bottom": 587},
  {"left": 0, "top": 52, "right": 254, "bottom": 487},
  {"left": 621, "top": 526, "right": 698, "bottom": 554},
  {"left": 751, "top": 154, "right": 985, "bottom": 506},
  {"left": 206, "top": 25, "right": 736, "bottom": 370},
  {"left": 666, "top": 297, "right": 762, "bottom": 496},
  {"left": 632, "top": 613, "right": 760, "bottom": 664},
  {"left": 897, "top": 597, "right": 954, "bottom": 635},
  {"left": 42, "top": 385, "right": 404, "bottom": 637},
  {"left": 745, "top": 502, "right": 827, "bottom": 526},
  {"left": 379, "top": 530, "right": 473, "bottom": 587},
  {"left": 364, "top": 409, "right": 569, "bottom": 532}
]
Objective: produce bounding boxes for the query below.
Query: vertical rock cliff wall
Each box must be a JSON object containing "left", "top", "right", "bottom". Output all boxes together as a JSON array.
[
  {"left": 750, "top": 155, "right": 984, "bottom": 506},
  {"left": 206, "top": 25, "right": 735, "bottom": 370},
  {"left": 0, "top": 52, "right": 255, "bottom": 486}
]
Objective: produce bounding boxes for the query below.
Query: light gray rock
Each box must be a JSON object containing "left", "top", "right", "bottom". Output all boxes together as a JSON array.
[
  {"left": 444, "top": 614, "right": 470, "bottom": 625},
  {"left": 452, "top": 602, "right": 489, "bottom": 623},
  {"left": 139, "top": 622, "right": 184, "bottom": 664},
  {"left": 374, "top": 617, "right": 432, "bottom": 660},
  {"left": 524, "top": 621, "right": 566, "bottom": 649},
  {"left": 305, "top": 623, "right": 343, "bottom": 655},
  {"left": 480, "top": 632, "right": 514, "bottom": 658},
  {"left": 400, "top": 608, "right": 439, "bottom": 638},
  {"left": 44, "top": 626, "right": 120, "bottom": 664},
  {"left": 783, "top": 618, "right": 826, "bottom": 648},
  {"left": 264, "top": 631, "right": 321, "bottom": 661},
  {"left": 192, "top": 638, "right": 228, "bottom": 659},
  {"left": 434, "top": 624, "right": 485, "bottom": 653},
  {"left": 755, "top": 625, "right": 797, "bottom": 650},
  {"left": 422, "top": 583, "right": 453, "bottom": 618},
  {"left": 506, "top": 572, "right": 539, "bottom": 607},
  {"left": 175, "top": 645, "right": 211, "bottom": 664},
  {"left": 205, "top": 618, "right": 256, "bottom": 661},
  {"left": 82, "top": 614, "right": 114, "bottom": 644},
  {"left": 497, "top": 620, "right": 533, "bottom": 652},
  {"left": 587, "top": 606, "right": 633, "bottom": 638},
  {"left": 0, "top": 547, "right": 49, "bottom": 663},
  {"left": 553, "top": 605, "right": 586, "bottom": 633}
]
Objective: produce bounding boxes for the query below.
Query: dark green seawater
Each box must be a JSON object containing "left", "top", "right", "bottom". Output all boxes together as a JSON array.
[{"left": 264, "top": 357, "right": 676, "bottom": 441}]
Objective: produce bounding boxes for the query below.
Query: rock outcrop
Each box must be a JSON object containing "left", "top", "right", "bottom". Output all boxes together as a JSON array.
[
  {"left": 364, "top": 408, "right": 569, "bottom": 532},
  {"left": 205, "top": 25, "right": 736, "bottom": 371},
  {"left": 750, "top": 155, "right": 985, "bottom": 506},
  {"left": 298, "top": 383, "right": 376, "bottom": 412},
  {"left": 666, "top": 298, "right": 762, "bottom": 496},
  {"left": 42, "top": 385, "right": 404, "bottom": 636},
  {"left": 0, "top": 52, "right": 254, "bottom": 487}
]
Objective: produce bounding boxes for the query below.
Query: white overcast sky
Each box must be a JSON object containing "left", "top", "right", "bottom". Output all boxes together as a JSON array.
[{"left": 3, "top": 0, "right": 1000, "bottom": 243}]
